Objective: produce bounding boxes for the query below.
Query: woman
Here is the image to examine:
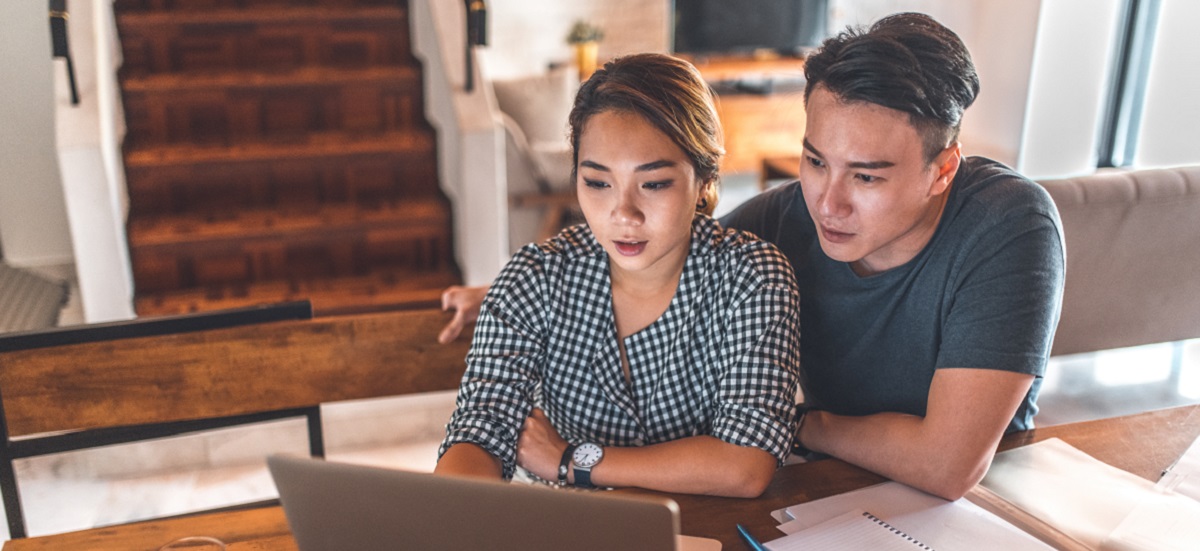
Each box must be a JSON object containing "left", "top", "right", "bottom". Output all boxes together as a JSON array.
[{"left": 435, "top": 53, "right": 799, "bottom": 498}]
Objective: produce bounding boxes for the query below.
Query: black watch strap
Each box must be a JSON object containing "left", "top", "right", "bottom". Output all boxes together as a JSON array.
[
  {"left": 574, "top": 465, "right": 595, "bottom": 489},
  {"left": 558, "top": 444, "right": 577, "bottom": 486},
  {"left": 792, "top": 404, "right": 813, "bottom": 457}
]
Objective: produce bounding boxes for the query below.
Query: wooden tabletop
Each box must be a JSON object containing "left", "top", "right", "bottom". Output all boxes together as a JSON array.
[{"left": 7, "top": 404, "right": 1198, "bottom": 550}]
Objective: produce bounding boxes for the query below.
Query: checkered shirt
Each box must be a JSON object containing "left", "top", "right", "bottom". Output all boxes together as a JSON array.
[{"left": 438, "top": 215, "right": 801, "bottom": 480}]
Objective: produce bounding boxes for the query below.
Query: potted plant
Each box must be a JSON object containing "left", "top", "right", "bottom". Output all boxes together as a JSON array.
[{"left": 566, "top": 20, "right": 605, "bottom": 81}]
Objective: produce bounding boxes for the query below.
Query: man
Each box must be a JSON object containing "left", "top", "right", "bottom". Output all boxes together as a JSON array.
[{"left": 440, "top": 12, "right": 1065, "bottom": 501}]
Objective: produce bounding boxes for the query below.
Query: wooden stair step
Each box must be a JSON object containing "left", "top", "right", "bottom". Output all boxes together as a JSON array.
[
  {"left": 129, "top": 199, "right": 448, "bottom": 249},
  {"left": 116, "top": 6, "right": 410, "bottom": 75},
  {"left": 124, "top": 130, "right": 432, "bottom": 168},
  {"left": 116, "top": 5, "right": 403, "bottom": 26},
  {"left": 121, "top": 65, "right": 418, "bottom": 92},
  {"left": 133, "top": 267, "right": 461, "bottom": 318},
  {"left": 115, "top": 0, "right": 397, "bottom": 13},
  {"left": 128, "top": 199, "right": 454, "bottom": 292},
  {"left": 123, "top": 131, "right": 439, "bottom": 215},
  {"left": 125, "top": 149, "right": 438, "bottom": 218},
  {"left": 122, "top": 66, "right": 426, "bottom": 146}
]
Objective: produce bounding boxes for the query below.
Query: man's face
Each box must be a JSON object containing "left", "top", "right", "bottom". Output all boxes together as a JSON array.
[{"left": 799, "top": 85, "right": 958, "bottom": 276}]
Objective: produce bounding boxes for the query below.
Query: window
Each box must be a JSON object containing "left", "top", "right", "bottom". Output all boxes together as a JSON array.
[{"left": 1019, "top": 0, "right": 1199, "bottom": 178}]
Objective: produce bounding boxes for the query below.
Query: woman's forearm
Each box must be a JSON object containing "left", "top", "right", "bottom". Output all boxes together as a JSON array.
[
  {"left": 435, "top": 443, "right": 503, "bottom": 479},
  {"left": 586, "top": 435, "right": 777, "bottom": 498}
]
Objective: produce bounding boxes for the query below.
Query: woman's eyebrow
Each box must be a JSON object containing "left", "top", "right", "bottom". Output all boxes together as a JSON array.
[
  {"left": 579, "top": 159, "right": 678, "bottom": 172},
  {"left": 636, "top": 160, "right": 676, "bottom": 172}
]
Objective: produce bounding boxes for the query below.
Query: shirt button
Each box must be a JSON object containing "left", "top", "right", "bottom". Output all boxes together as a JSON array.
[{"left": 633, "top": 438, "right": 644, "bottom": 446}]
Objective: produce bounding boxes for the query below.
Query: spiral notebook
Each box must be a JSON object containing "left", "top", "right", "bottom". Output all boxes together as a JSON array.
[{"left": 765, "top": 509, "right": 935, "bottom": 550}]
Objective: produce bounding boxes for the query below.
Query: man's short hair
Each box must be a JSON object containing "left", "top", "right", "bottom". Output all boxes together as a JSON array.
[{"left": 803, "top": 12, "right": 980, "bottom": 163}]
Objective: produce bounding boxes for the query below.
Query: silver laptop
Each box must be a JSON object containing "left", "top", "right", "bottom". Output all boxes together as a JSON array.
[{"left": 268, "top": 455, "right": 720, "bottom": 551}]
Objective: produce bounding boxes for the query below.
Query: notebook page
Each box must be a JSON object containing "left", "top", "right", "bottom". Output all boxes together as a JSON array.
[
  {"left": 765, "top": 509, "right": 934, "bottom": 550},
  {"left": 773, "top": 481, "right": 1051, "bottom": 550}
]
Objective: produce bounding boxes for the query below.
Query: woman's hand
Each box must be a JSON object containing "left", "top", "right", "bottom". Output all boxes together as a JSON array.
[
  {"left": 516, "top": 408, "right": 569, "bottom": 482},
  {"left": 438, "top": 285, "right": 488, "bottom": 344}
]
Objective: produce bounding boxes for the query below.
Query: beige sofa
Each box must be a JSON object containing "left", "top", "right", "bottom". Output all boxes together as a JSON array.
[{"left": 1038, "top": 165, "right": 1200, "bottom": 356}]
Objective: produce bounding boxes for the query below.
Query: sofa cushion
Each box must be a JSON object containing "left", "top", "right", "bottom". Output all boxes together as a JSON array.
[
  {"left": 491, "top": 66, "right": 576, "bottom": 151},
  {"left": 1039, "top": 165, "right": 1200, "bottom": 355}
]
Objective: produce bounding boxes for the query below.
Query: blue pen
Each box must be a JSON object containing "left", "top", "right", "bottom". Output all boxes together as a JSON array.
[{"left": 737, "top": 523, "right": 769, "bottom": 551}]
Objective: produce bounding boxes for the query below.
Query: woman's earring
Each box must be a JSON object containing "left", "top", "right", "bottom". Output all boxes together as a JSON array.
[{"left": 696, "top": 197, "right": 709, "bottom": 210}]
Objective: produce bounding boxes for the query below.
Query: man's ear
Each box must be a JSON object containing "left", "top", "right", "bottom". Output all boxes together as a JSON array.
[{"left": 930, "top": 143, "right": 961, "bottom": 196}]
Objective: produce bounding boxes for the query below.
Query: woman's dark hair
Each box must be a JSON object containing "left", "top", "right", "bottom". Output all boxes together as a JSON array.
[
  {"left": 803, "top": 12, "right": 981, "bottom": 162},
  {"left": 568, "top": 53, "right": 724, "bottom": 215}
]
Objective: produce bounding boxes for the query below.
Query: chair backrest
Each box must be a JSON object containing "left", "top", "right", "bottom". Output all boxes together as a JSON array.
[
  {"left": 0, "top": 304, "right": 471, "bottom": 538},
  {"left": 1039, "top": 165, "right": 1200, "bottom": 356},
  {"left": 0, "top": 300, "right": 312, "bottom": 353},
  {"left": 0, "top": 307, "right": 470, "bottom": 438}
]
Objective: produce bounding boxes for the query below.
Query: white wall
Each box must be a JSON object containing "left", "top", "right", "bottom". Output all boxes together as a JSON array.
[
  {"left": 0, "top": 2, "right": 74, "bottom": 266},
  {"left": 413, "top": 0, "right": 510, "bottom": 285},
  {"left": 830, "top": 1, "right": 1041, "bottom": 167},
  {"left": 0, "top": 1, "right": 134, "bottom": 322},
  {"left": 55, "top": 0, "right": 136, "bottom": 322},
  {"left": 481, "top": 0, "right": 671, "bottom": 79},
  {"left": 1018, "top": 0, "right": 1124, "bottom": 179}
]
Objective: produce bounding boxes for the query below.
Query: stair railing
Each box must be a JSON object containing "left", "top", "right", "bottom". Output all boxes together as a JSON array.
[
  {"left": 463, "top": 0, "right": 488, "bottom": 92},
  {"left": 49, "top": 0, "right": 79, "bottom": 105}
]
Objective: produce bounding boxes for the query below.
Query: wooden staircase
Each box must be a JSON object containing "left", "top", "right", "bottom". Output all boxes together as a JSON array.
[{"left": 114, "top": 0, "right": 460, "bottom": 317}]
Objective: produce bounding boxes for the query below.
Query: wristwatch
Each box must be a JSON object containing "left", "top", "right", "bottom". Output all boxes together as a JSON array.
[
  {"left": 557, "top": 444, "right": 578, "bottom": 487},
  {"left": 571, "top": 442, "right": 604, "bottom": 488}
]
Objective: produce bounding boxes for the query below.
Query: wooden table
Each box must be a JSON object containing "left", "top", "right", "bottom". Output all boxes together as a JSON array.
[{"left": 7, "top": 405, "right": 1198, "bottom": 550}]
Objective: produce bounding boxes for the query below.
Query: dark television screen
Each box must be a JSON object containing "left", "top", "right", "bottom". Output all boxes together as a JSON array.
[{"left": 672, "top": 0, "right": 829, "bottom": 56}]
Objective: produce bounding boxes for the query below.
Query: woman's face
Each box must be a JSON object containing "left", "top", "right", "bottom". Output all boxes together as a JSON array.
[{"left": 576, "top": 110, "right": 705, "bottom": 281}]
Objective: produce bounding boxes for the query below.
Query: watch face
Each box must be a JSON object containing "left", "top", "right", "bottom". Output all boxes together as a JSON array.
[{"left": 573, "top": 443, "right": 603, "bottom": 468}]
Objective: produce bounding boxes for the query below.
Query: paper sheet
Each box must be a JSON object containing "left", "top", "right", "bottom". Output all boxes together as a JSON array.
[
  {"left": 772, "top": 481, "right": 1050, "bottom": 550},
  {"left": 765, "top": 509, "right": 934, "bottom": 550},
  {"left": 982, "top": 438, "right": 1149, "bottom": 548},
  {"left": 983, "top": 437, "right": 1200, "bottom": 551},
  {"left": 1100, "top": 493, "right": 1200, "bottom": 551},
  {"left": 1157, "top": 433, "right": 1200, "bottom": 501}
]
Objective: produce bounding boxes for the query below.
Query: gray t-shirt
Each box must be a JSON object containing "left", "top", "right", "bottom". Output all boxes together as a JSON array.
[{"left": 721, "top": 156, "right": 1065, "bottom": 432}]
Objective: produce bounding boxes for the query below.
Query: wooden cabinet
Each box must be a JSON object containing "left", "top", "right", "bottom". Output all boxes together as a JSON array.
[{"left": 687, "top": 56, "right": 808, "bottom": 174}]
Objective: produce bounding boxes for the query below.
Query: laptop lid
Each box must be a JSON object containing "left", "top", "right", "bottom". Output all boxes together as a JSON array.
[{"left": 267, "top": 455, "right": 685, "bottom": 551}]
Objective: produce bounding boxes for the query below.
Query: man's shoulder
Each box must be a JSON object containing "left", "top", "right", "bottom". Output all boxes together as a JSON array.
[
  {"left": 719, "top": 180, "right": 809, "bottom": 240},
  {"left": 954, "top": 156, "right": 1060, "bottom": 221}
]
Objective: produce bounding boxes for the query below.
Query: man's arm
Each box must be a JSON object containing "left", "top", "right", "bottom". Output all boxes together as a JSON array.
[
  {"left": 805, "top": 194, "right": 1065, "bottom": 500},
  {"left": 800, "top": 368, "right": 1033, "bottom": 500},
  {"left": 438, "top": 285, "right": 488, "bottom": 343}
]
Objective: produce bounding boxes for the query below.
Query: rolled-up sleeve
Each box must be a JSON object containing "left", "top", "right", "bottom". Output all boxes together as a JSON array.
[
  {"left": 438, "top": 247, "right": 547, "bottom": 479},
  {"left": 708, "top": 244, "right": 801, "bottom": 465}
]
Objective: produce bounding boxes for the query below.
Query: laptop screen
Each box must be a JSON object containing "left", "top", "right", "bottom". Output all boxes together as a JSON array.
[{"left": 268, "top": 455, "right": 686, "bottom": 551}]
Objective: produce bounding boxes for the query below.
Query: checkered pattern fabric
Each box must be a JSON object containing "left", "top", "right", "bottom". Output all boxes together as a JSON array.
[{"left": 439, "top": 215, "right": 800, "bottom": 480}]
